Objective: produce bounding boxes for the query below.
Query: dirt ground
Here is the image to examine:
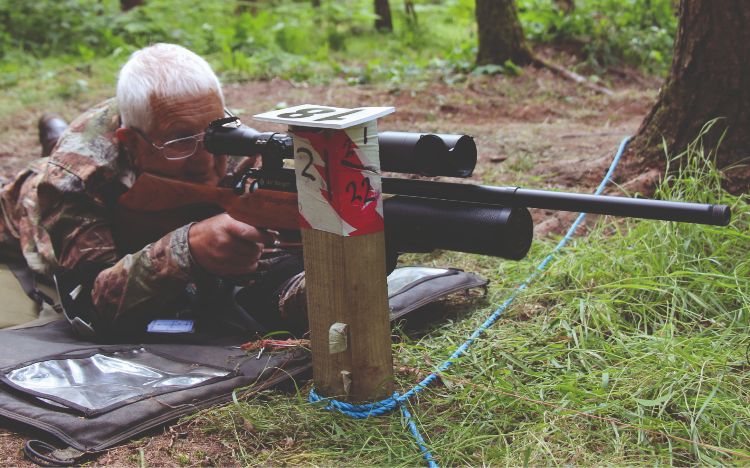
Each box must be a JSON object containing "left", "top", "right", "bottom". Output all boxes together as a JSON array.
[{"left": 0, "top": 66, "right": 659, "bottom": 466}]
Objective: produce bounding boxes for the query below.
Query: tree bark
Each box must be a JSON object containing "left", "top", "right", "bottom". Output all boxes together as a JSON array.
[
  {"left": 621, "top": 0, "right": 750, "bottom": 193},
  {"left": 554, "top": 0, "right": 575, "bottom": 14},
  {"left": 405, "top": 1, "right": 417, "bottom": 25},
  {"left": 120, "top": 0, "right": 143, "bottom": 11},
  {"left": 374, "top": 0, "right": 393, "bottom": 32},
  {"left": 235, "top": 0, "right": 259, "bottom": 15},
  {"left": 475, "top": 0, "right": 533, "bottom": 66}
]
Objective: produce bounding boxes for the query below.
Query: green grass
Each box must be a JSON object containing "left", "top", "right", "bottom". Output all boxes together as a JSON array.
[
  {"left": 183, "top": 129, "right": 749, "bottom": 465},
  {"left": 0, "top": 55, "right": 118, "bottom": 120},
  {"left": 520, "top": 0, "right": 677, "bottom": 74}
]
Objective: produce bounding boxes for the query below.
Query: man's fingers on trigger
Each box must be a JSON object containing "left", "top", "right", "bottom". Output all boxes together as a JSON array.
[
  {"left": 225, "top": 219, "right": 263, "bottom": 241},
  {"left": 254, "top": 242, "right": 265, "bottom": 258},
  {"left": 233, "top": 225, "right": 278, "bottom": 246},
  {"left": 221, "top": 254, "right": 259, "bottom": 274},
  {"left": 258, "top": 229, "right": 279, "bottom": 247},
  {"left": 224, "top": 220, "right": 278, "bottom": 248}
]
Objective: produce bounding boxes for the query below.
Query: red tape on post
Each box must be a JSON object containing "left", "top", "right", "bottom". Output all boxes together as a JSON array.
[{"left": 292, "top": 122, "right": 384, "bottom": 236}]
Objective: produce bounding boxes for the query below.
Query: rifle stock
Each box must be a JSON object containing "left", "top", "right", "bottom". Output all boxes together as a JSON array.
[{"left": 118, "top": 173, "right": 299, "bottom": 230}]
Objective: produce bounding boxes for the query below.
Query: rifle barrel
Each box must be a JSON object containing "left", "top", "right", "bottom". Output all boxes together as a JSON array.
[
  {"left": 382, "top": 179, "right": 731, "bottom": 226},
  {"left": 248, "top": 169, "right": 731, "bottom": 226}
]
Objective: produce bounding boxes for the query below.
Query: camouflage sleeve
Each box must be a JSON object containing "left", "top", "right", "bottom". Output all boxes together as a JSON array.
[
  {"left": 91, "top": 224, "right": 198, "bottom": 333},
  {"left": 33, "top": 165, "right": 199, "bottom": 334}
]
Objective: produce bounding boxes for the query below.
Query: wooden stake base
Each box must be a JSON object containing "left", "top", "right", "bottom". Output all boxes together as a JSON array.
[{"left": 301, "top": 228, "right": 393, "bottom": 402}]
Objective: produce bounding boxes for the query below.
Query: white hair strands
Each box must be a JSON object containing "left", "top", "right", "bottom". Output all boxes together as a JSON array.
[{"left": 116, "top": 43, "right": 225, "bottom": 131}]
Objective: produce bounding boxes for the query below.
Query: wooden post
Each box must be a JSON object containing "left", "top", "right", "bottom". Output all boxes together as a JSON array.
[
  {"left": 302, "top": 229, "right": 392, "bottom": 401},
  {"left": 253, "top": 105, "right": 396, "bottom": 402}
]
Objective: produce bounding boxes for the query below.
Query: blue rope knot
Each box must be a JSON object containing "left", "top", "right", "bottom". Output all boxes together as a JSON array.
[
  {"left": 308, "top": 388, "right": 439, "bottom": 467},
  {"left": 308, "top": 388, "right": 400, "bottom": 418}
]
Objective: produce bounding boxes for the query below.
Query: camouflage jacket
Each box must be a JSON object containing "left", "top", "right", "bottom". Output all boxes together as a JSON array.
[{"left": 0, "top": 99, "right": 205, "bottom": 333}]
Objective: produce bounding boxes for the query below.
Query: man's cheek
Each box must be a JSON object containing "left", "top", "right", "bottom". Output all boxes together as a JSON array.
[{"left": 214, "top": 155, "right": 228, "bottom": 178}]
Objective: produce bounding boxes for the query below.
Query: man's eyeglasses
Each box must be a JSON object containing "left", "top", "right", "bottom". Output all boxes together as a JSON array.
[
  {"left": 129, "top": 109, "right": 237, "bottom": 160},
  {"left": 130, "top": 127, "right": 205, "bottom": 160}
]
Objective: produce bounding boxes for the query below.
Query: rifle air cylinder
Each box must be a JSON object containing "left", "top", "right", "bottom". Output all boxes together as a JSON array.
[{"left": 384, "top": 196, "right": 533, "bottom": 260}]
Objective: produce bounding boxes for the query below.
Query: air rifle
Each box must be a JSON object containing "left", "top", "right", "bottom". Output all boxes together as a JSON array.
[{"left": 116, "top": 116, "right": 731, "bottom": 261}]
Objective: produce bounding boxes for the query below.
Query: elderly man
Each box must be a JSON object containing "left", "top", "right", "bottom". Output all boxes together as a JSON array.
[{"left": 0, "top": 43, "right": 305, "bottom": 335}]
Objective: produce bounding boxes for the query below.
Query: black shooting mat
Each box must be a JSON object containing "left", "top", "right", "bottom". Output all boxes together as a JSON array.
[{"left": 0, "top": 267, "right": 486, "bottom": 462}]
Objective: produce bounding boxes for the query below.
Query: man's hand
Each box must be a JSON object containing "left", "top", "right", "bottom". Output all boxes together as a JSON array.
[{"left": 188, "top": 213, "right": 276, "bottom": 276}]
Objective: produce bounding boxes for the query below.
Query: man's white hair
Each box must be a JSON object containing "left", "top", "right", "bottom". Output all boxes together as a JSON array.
[{"left": 116, "top": 43, "right": 224, "bottom": 131}]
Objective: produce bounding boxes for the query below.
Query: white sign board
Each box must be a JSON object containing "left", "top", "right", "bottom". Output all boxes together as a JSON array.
[{"left": 253, "top": 104, "right": 395, "bottom": 129}]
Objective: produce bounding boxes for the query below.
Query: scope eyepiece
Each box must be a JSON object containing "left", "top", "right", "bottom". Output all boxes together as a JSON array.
[{"left": 204, "top": 122, "right": 290, "bottom": 167}]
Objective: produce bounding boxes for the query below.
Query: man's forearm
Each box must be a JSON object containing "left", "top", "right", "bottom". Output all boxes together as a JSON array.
[{"left": 91, "top": 224, "right": 198, "bottom": 333}]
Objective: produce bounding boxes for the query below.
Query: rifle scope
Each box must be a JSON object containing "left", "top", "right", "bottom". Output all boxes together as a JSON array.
[{"left": 204, "top": 122, "right": 476, "bottom": 178}]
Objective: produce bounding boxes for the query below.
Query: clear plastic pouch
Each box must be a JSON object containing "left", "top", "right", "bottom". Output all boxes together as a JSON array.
[{"left": 3, "top": 347, "right": 232, "bottom": 416}]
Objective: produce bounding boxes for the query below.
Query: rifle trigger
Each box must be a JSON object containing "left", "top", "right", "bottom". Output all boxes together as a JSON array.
[{"left": 234, "top": 172, "right": 255, "bottom": 194}]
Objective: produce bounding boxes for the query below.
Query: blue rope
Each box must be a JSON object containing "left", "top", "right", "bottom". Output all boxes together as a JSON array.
[
  {"left": 308, "top": 137, "right": 631, "bottom": 466},
  {"left": 400, "top": 399, "right": 439, "bottom": 468}
]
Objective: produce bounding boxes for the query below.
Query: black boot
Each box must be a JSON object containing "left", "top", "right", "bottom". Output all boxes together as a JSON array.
[{"left": 38, "top": 113, "right": 68, "bottom": 157}]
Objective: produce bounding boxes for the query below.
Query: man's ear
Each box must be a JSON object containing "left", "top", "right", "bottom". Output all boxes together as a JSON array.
[{"left": 115, "top": 127, "right": 140, "bottom": 168}]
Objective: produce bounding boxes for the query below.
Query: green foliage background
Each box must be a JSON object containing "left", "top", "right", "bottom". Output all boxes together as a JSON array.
[{"left": 0, "top": 0, "right": 676, "bottom": 87}]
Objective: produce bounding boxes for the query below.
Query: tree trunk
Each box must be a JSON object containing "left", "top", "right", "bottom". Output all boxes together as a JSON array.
[
  {"left": 554, "top": 0, "right": 575, "bottom": 14},
  {"left": 120, "top": 0, "right": 143, "bottom": 11},
  {"left": 621, "top": 0, "right": 750, "bottom": 193},
  {"left": 475, "top": 0, "right": 533, "bottom": 66},
  {"left": 312, "top": 0, "right": 321, "bottom": 7},
  {"left": 405, "top": 1, "right": 417, "bottom": 25},
  {"left": 235, "top": 0, "right": 259, "bottom": 15},
  {"left": 374, "top": 0, "right": 393, "bottom": 32}
]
